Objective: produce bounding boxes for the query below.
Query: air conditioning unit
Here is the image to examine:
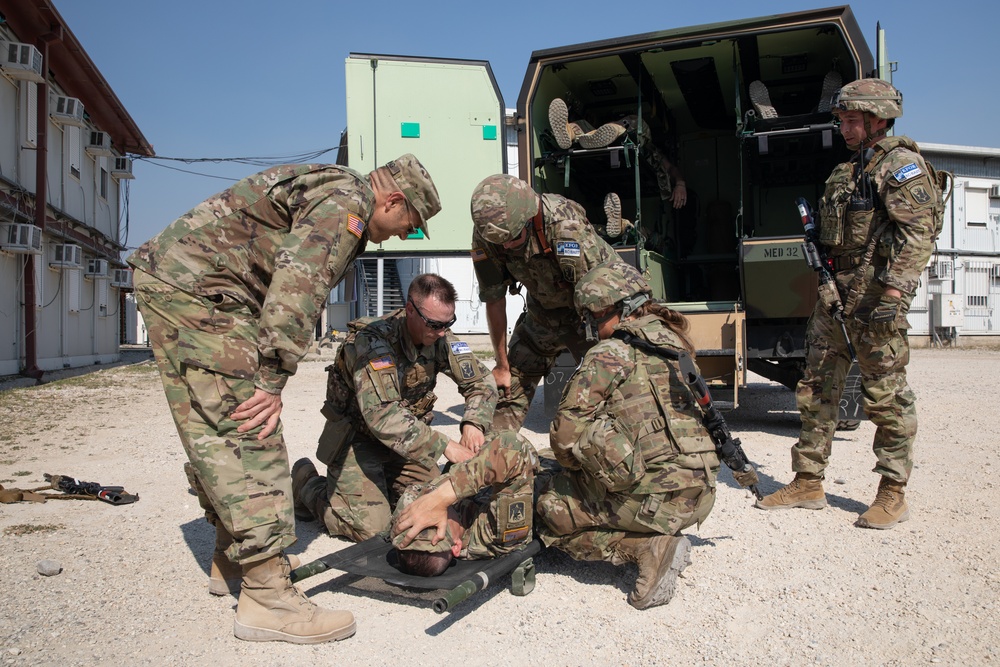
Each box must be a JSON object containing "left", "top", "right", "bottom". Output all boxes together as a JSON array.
[
  {"left": 0, "top": 222, "right": 43, "bottom": 255},
  {"left": 50, "top": 243, "right": 83, "bottom": 269},
  {"left": 928, "top": 259, "right": 953, "bottom": 280},
  {"left": 111, "top": 156, "right": 135, "bottom": 179},
  {"left": 85, "top": 258, "right": 109, "bottom": 278},
  {"left": 1, "top": 41, "right": 44, "bottom": 83},
  {"left": 86, "top": 131, "right": 113, "bottom": 157},
  {"left": 110, "top": 268, "right": 133, "bottom": 289},
  {"left": 50, "top": 95, "right": 86, "bottom": 127},
  {"left": 990, "top": 184, "right": 1000, "bottom": 199}
]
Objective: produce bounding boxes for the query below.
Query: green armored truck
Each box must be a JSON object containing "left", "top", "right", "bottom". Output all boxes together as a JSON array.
[
  {"left": 339, "top": 6, "right": 886, "bottom": 417},
  {"left": 517, "top": 5, "right": 884, "bottom": 410}
]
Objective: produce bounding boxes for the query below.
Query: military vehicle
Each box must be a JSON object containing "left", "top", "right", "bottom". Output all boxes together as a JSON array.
[
  {"left": 516, "top": 5, "right": 885, "bottom": 410},
  {"left": 339, "top": 6, "right": 887, "bottom": 416}
]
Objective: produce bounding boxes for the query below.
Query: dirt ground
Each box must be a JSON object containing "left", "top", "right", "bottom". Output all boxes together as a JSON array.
[{"left": 0, "top": 346, "right": 997, "bottom": 666}]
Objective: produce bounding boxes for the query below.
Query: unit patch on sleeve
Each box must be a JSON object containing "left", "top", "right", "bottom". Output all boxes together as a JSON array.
[
  {"left": 347, "top": 214, "right": 366, "bottom": 239},
  {"left": 893, "top": 163, "right": 922, "bottom": 182},
  {"left": 450, "top": 341, "right": 472, "bottom": 356},
  {"left": 471, "top": 248, "right": 488, "bottom": 262},
  {"left": 909, "top": 183, "right": 932, "bottom": 205},
  {"left": 555, "top": 241, "right": 581, "bottom": 257},
  {"left": 460, "top": 360, "right": 476, "bottom": 379},
  {"left": 369, "top": 355, "right": 395, "bottom": 371}
]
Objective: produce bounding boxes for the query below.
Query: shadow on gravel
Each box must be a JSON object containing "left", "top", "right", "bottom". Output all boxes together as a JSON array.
[{"left": 179, "top": 517, "right": 217, "bottom": 578}]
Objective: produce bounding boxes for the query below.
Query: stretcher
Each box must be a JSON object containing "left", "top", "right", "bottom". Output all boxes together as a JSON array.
[{"left": 291, "top": 534, "right": 543, "bottom": 612}]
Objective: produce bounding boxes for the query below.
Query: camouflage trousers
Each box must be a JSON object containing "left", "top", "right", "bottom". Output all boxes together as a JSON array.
[
  {"left": 535, "top": 464, "right": 715, "bottom": 562},
  {"left": 494, "top": 309, "right": 592, "bottom": 432},
  {"left": 299, "top": 428, "right": 440, "bottom": 542},
  {"left": 450, "top": 431, "right": 538, "bottom": 559},
  {"left": 793, "top": 302, "right": 917, "bottom": 483},
  {"left": 133, "top": 269, "right": 295, "bottom": 564}
]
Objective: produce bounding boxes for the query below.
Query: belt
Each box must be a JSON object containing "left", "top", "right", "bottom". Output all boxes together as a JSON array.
[{"left": 831, "top": 255, "right": 862, "bottom": 272}]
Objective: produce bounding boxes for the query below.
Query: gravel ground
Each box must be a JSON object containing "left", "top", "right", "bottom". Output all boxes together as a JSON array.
[{"left": 0, "top": 347, "right": 997, "bottom": 666}]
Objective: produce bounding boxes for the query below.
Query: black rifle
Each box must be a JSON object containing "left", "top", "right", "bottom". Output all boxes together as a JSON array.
[
  {"left": 612, "top": 331, "right": 762, "bottom": 499},
  {"left": 796, "top": 197, "right": 858, "bottom": 362}
]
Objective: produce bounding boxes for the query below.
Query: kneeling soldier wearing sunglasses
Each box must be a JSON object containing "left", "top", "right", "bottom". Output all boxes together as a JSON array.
[{"left": 292, "top": 273, "right": 498, "bottom": 542}]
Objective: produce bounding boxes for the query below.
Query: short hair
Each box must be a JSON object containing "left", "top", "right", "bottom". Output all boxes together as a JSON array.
[
  {"left": 396, "top": 548, "right": 454, "bottom": 577},
  {"left": 368, "top": 165, "right": 402, "bottom": 194},
  {"left": 407, "top": 273, "right": 457, "bottom": 305}
]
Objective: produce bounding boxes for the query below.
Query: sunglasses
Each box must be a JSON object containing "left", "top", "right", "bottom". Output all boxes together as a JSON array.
[{"left": 408, "top": 297, "right": 456, "bottom": 331}]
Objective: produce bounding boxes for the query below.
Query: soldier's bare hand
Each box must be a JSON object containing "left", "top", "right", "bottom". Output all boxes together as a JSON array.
[
  {"left": 492, "top": 366, "right": 512, "bottom": 398},
  {"left": 394, "top": 484, "right": 457, "bottom": 547},
  {"left": 444, "top": 441, "right": 475, "bottom": 464},
  {"left": 232, "top": 388, "right": 283, "bottom": 440},
  {"left": 459, "top": 424, "right": 486, "bottom": 453}
]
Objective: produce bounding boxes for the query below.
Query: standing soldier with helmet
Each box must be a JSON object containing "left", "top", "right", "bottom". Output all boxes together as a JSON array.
[
  {"left": 469, "top": 174, "right": 620, "bottom": 432},
  {"left": 535, "top": 262, "right": 720, "bottom": 610},
  {"left": 756, "top": 79, "right": 947, "bottom": 529}
]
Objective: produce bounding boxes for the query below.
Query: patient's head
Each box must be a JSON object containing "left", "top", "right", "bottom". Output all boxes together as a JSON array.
[{"left": 390, "top": 483, "right": 461, "bottom": 577}]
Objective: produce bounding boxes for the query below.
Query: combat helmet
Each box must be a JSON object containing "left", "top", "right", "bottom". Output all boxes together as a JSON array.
[
  {"left": 575, "top": 262, "right": 652, "bottom": 341},
  {"left": 831, "top": 78, "right": 902, "bottom": 120},
  {"left": 470, "top": 174, "right": 541, "bottom": 244}
]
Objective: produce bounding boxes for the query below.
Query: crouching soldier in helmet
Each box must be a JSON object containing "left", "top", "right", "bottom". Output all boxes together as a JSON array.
[
  {"left": 756, "top": 79, "right": 946, "bottom": 529},
  {"left": 469, "top": 174, "right": 620, "bottom": 432},
  {"left": 535, "top": 262, "right": 720, "bottom": 609}
]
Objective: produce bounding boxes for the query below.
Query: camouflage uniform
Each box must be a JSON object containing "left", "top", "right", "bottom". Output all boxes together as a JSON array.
[
  {"left": 472, "top": 193, "right": 619, "bottom": 431},
  {"left": 794, "top": 135, "right": 943, "bottom": 483},
  {"left": 130, "top": 164, "right": 378, "bottom": 564},
  {"left": 391, "top": 431, "right": 538, "bottom": 559},
  {"left": 298, "top": 309, "right": 497, "bottom": 541},
  {"left": 536, "top": 313, "right": 719, "bottom": 561}
]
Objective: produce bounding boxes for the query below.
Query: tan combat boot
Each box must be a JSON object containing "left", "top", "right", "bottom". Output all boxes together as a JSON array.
[
  {"left": 614, "top": 534, "right": 692, "bottom": 610},
  {"left": 209, "top": 526, "right": 301, "bottom": 597},
  {"left": 291, "top": 458, "right": 320, "bottom": 521},
  {"left": 209, "top": 523, "right": 242, "bottom": 596},
  {"left": 856, "top": 477, "right": 910, "bottom": 529},
  {"left": 754, "top": 473, "right": 827, "bottom": 510},
  {"left": 234, "top": 554, "right": 355, "bottom": 644}
]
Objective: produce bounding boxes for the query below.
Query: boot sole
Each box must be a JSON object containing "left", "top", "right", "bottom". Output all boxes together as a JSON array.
[
  {"left": 629, "top": 536, "right": 692, "bottom": 610},
  {"left": 233, "top": 619, "right": 357, "bottom": 644},
  {"left": 754, "top": 497, "right": 827, "bottom": 510},
  {"left": 578, "top": 124, "right": 625, "bottom": 149},
  {"left": 604, "top": 192, "right": 622, "bottom": 237},
  {"left": 548, "top": 98, "right": 573, "bottom": 150},
  {"left": 855, "top": 508, "right": 911, "bottom": 530},
  {"left": 749, "top": 80, "right": 778, "bottom": 119}
]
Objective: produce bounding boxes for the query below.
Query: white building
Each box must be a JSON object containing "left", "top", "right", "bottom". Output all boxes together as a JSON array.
[
  {"left": 0, "top": 0, "right": 153, "bottom": 377},
  {"left": 911, "top": 143, "right": 1000, "bottom": 345}
]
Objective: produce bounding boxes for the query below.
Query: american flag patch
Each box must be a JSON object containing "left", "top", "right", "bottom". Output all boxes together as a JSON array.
[
  {"left": 471, "top": 248, "right": 487, "bottom": 262},
  {"left": 347, "top": 214, "right": 365, "bottom": 239},
  {"left": 450, "top": 341, "right": 472, "bottom": 355},
  {"left": 369, "top": 355, "right": 395, "bottom": 370}
]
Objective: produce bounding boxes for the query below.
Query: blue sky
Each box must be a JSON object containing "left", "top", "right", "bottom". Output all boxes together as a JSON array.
[{"left": 52, "top": 0, "right": 998, "bottom": 250}]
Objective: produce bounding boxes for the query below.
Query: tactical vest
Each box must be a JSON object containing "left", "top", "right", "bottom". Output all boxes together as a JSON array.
[
  {"left": 819, "top": 136, "right": 947, "bottom": 256},
  {"left": 579, "top": 317, "right": 716, "bottom": 494}
]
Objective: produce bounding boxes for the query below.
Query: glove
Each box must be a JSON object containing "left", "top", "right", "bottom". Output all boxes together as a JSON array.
[{"left": 869, "top": 294, "right": 902, "bottom": 338}]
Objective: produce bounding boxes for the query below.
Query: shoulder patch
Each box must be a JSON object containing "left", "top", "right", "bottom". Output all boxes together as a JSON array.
[
  {"left": 892, "top": 163, "right": 922, "bottom": 182},
  {"left": 556, "top": 241, "right": 581, "bottom": 257},
  {"left": 347, "top": 214, "right": 365, "bottom": 239},
  {"left": 909, "top": 183, "right": 932, "bottom": 205},
  {"left": 471, "top": 248, "right": 487, "bottom": 262},
  {"left": 369, "top": 355, "right": 395, "bottom": 371},
  {"left": 450, "top": 341, "right": 472, "bottom": 356}
]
